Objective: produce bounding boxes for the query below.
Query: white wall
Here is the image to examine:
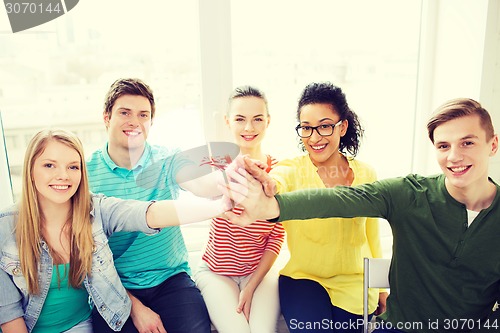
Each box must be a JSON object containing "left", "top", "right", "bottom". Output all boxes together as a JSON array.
[
  {"left": 199, "top": 0, "right": 500, "bottom": 182},
  {"left": 412, "top": 0, "right": 500, "bottom": 181},
  {"left": 198, "top": 0, "right": 233, "bottom": 143},
  {"left": 0, "top": 112, "right": 14, "bottom": 209},
  {"left": 1, "top": 0, "right": 499, "bottom": 201},
  {"left": 480, "top": 0, "right": 500, "bottom": 182}
]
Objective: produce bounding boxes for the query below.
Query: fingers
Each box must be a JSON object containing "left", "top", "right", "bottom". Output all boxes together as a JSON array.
[
  {"left": 228, "top": 157, "right": 276, "bottom": 198},
  {"left": 225, "top": 168, "right": 266, "bottom": 209},
  {"left": 224, "top": 210, "right": 253, "bottom": 227},
  {"left": 262, "top": 180, "right": 277, "bottom": 197},
  {"left": 225, "top": 166, "right": 254, "bottom": 186},
  {"left": 243, "top": 156, "right": 267, "bottom": 179},
  {"left": 243, "top": 156, "right": 277, "bottom": 196},
  {"left": 218, "top": 175, "right": 255, "bottom": 212},
  {"left": 236, "top": 296, "right": 250, "bottom": 322},
  {"left": 375, "top": 303, "right": 387, "bottom": 315},
  {"left": 226, "top": 155, "right": 247, "bottom": 177},
  {"left": 219, "top": 164, "right": 271, "bottom": 224},
  {"left": 232, "top": 155, "right": 247, "bottom": 168},
  {"left": 142, "top": 318, "right": 164, "bottom": 333},
  {"left": 219, "top": 189, "right": 235, "bottom": 212},
  {"left": 217, "top": 182, "right": 247, "bottom": 204},
  {"left": 158, "top": 322, "right": 167, "bottom": 333},
  {"left": 236, "top": 300, "right": 243, "bottom": 313},
  {"left": 234, "top": 154, "right": 265, "bottom": 171},
  {"left": 252, "top": 159, "right": 267, "bottom": 170},
  {"left": 243, "top": 303, "right": 251, "bottom": 321}
]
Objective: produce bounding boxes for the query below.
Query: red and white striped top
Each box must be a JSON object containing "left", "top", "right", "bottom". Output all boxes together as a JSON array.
[{"left": 202, "top": 156, "right": 285, "bottom": 276}]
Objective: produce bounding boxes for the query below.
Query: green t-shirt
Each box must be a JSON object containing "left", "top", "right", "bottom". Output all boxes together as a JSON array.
[{"left": 32, "top": 264, "right": 91, "bottom": 333}]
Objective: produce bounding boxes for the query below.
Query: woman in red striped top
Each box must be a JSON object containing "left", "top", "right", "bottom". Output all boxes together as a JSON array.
[{"left": 194, "top": 86, "right": 285, "bottom": 333}]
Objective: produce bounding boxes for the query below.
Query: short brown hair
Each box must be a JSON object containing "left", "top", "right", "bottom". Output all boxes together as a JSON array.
[
  {"left": 427, "top": 98, "right": 495, "bottom": 143},
  {"left": 104, "top": 78, "right": 155, "bottom": 119}
]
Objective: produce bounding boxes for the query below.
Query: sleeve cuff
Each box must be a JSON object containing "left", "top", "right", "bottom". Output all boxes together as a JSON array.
[
  {"left": 0, "top": 303, "right": 25, "bottom": 326},
  {"left": 267, "top": 194, "right": 284, "bottom": 222}
]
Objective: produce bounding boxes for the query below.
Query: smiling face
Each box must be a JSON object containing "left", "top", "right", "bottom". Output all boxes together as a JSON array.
[
  {"left": 104, "top": 94, "right": 152, "bottom": 153},
  {"left": 433, "top": 114, "right": 498, "bottom": 194},
  {"left": 298, "top": 103, "right": 347, "bottom": 166},
  {"left": 32, "top": 140, "right": 82, "bottom": 209},
  {"left": 225, "top": 96, "right": 270, "bottom": 150}
]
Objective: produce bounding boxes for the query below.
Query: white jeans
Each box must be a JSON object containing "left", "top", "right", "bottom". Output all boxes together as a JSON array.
[
  {"left": 194, "top": 262, "right": 280, "bottom": 333},
  {"left": 63, "top": 317, "right": 93, "bottom": 333}
]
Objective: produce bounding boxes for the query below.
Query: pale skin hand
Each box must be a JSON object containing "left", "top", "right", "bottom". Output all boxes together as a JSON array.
[
  {"left": 237, "top": 285, "right": 254, "bottom": 321},
  {"left": 178, "top": 155, "right": 256, "bottom": 200},
  {"left": 128, "top": 292, "right": 167, "bottom": 333},
  {"left": 236, "top": 250, "right": 278, "bottom": 320},
  {"left": 221, "top": 163, "right": 280, "bottom": 226},
  {"left": 243, "top": 156, "right": 277, "bottom": 197},
  {"left": 0, "top": 317, "right": 29, "bottom": 333}
]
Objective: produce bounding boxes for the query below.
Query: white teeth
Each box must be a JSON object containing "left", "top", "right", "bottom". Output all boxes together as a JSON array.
[
  {"left": 311, "top": 144, "right": 326, "bottom": 150},
  {"left": 450, "top": 166, "right": 468, "bottom": 173},
  {"left": 125, "top": 131, "right": 140, "bottom": 136},
  {"left": 51, "top": 185, "right": 69, "bottom": 190}
]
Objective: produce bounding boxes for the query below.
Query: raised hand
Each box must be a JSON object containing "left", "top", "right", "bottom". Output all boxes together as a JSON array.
[
  {"left": 218, "top": 165, "right": 280, "bottom": 226},
  {"left": 243, "top": 156, "right": 277, "bottom": 197}
]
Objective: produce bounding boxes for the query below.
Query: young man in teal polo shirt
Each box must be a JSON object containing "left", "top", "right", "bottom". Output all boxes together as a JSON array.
[
  {"left": 228, "top": 98, "right": 500, "bottom": 333},
  {"left": 87, "top": 78, "right": 211, "bottom": 333}
]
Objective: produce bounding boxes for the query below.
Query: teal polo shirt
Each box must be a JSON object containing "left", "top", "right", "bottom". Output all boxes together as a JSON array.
[{"left": 86, "top": 143, "right": 191, "bottom": 289}]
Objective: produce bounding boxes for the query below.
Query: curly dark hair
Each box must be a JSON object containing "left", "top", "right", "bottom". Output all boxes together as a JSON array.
[{"left": 296, "top": 82, "right": 364, "bottom": 156}]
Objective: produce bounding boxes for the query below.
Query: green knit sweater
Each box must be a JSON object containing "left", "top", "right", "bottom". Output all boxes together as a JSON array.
[{"left": 275, "top": 174, "right": 500, "bottom": 332}]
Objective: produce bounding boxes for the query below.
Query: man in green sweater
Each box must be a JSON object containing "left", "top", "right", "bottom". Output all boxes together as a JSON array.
[{"left": 225, "top": 98, "right": 500, "bottom": 332}]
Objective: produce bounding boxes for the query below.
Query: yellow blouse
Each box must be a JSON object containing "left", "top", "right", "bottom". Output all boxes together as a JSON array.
[{"left": 271, "top": 154, "right": 383, "bottom": 314}]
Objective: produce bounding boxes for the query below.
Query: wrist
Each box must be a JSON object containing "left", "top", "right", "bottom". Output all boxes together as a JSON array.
[
  {"left": 216, "top": 197, "right": 228, "bottom": 215},
  {"left": 266, "top": 197, "right": 280, "bottom": 221}
]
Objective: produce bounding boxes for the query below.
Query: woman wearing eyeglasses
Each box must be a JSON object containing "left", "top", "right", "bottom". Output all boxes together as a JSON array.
[{"left": 269, "top": 82, "right": 387, "bottom": 332}]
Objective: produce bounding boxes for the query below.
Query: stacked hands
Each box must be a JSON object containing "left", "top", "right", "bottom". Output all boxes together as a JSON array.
[{"left": 218, "top": 155, "right": 280, "bottom": 225}]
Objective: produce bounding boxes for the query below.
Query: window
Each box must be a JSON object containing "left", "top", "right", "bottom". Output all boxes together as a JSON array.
[
  {"left": 4, "top": 134, "right": 17, "bottom": 149},
  {"left": 0, "top": 112, "right": 13, "bottom": 208},
  {"left": 231, "top": 0, "right": 423, "bottom": 180},
  {"left": 2, "top": 0, "right": 499, "bottom": 259},
  {"left": 0, "top": 0, "right": 423, "bottom": 257},
  {"left": 0, "top": 0, "right": 203, "bottom": 199}
]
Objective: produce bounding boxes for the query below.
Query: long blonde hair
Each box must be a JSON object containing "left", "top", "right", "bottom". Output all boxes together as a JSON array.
[{"left": 16, "top": 129, "right": 94, "bottom": 294}]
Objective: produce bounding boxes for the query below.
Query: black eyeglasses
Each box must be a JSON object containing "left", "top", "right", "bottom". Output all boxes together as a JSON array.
[{"left": 295, "top": 120, "right": 343, "bottom": 138}]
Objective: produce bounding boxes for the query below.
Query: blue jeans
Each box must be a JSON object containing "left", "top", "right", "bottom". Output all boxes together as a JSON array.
[
  {"left": 279, "top": 275, "right": 366, "bottom": 332},
  {"left": 92, "top": 272, "right": 211, "bottom": 333}
]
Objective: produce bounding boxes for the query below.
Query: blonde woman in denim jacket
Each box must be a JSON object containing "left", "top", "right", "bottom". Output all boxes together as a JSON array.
[{"left": 0, "top": 129, "right": 234, "bottom": 333}]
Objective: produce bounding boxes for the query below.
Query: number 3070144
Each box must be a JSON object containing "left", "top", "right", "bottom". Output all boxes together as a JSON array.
[{"left": 5, "top": 2, "right": 62, "bottom": 14}]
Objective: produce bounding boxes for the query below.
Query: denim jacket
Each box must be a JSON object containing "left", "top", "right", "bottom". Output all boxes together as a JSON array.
[{"left": 0, "top": 194, "right": 157, "bottom": 332}]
